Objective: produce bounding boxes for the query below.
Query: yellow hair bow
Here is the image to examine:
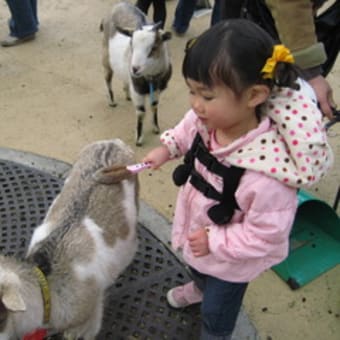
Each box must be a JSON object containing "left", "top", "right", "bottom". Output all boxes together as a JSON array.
[{"left": 261, "top": 45, "right": 295, "bottom": 79}]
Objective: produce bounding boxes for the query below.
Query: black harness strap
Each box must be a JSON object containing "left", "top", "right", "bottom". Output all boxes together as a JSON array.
[
  {"left": 190, "top": 168, "right": 222, "bottom": 202},
  {"left": 173, "top": 133, "right": 245, "bottom": 225}
]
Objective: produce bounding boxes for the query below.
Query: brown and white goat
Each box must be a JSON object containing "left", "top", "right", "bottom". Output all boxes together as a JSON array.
[{"left": 0, "top": 139, "right": 139, "bottom": 340}]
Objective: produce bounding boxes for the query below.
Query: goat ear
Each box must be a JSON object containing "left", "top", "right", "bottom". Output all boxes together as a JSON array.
[
  {"left": 116, "top": 26, "right": 134, "bottom": 37},
  {"left": 1, "top": 285, "right": 26, "bottom": 312},
  {"left": 161, "top": 31, "right": 172, "bottom": 42},
  {"left": 93, "top": 165, "right": 134, "bottom": 184}
]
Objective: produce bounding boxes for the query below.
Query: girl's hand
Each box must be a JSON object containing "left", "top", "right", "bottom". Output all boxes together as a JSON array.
[
  {"left": 188, "top": 227, "right": 210, "bottom": 257},
  {"left": 142, "top": 145, "right": 170, "bottom": 170}
]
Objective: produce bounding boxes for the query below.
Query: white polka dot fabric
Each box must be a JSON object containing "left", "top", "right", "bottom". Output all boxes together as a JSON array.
[{"left": 227, "top": 85, "right": 333, "bottom": 187}]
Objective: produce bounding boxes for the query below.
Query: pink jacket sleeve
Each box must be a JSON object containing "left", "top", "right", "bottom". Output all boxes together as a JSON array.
[
  {"left": 207, "top": 171, "right": 298, "bottom": 261},
  {"left": 160, "top": 110, "right": 201, "bottom": 158}
]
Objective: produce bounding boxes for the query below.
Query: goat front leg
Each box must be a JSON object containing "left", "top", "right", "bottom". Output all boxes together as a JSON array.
[
  {"left": 150, "top": 89, "right": 160, "bottom": 134},
  {"left": 131, "top": 90, "right": 146, "bottom": 146},
  {"left": 135, "top": 106, "right": 146, "bottom": 146},
  {"left": 81, "top": 294, "right": 104, "bottom": 340}
]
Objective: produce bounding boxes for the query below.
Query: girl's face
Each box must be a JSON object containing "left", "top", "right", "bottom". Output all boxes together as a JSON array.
[{"left": 186, "top": 78, "right": 262, "bottom": 144}]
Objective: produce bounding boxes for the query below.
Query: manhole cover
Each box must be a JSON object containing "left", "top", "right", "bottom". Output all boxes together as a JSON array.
[{"left": 0, "top": 160, "right": 201, "bottom": 339}]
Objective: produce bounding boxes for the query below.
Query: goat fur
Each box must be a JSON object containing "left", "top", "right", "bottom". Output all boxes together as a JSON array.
[
  {"left": 0, "top": 139, "right": 139, "bottom": 340},
  {"left": 100, "top": 1, "right": 172, "bottom": 146}
]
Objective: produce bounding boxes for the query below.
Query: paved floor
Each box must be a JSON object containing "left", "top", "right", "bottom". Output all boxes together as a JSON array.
[{"left": 0, "top": 1, "right": 339, "bottom": 339}]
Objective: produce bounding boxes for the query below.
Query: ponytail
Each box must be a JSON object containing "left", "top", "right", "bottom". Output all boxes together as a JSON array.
[
  {"left": 273, "top": 62, "right": 300, "bottom": 90},
  {"left": 261, "top": 44, "right": 299, "bottom": 90}
]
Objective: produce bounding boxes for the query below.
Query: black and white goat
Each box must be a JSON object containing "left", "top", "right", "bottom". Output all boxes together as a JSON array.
[{"left": 100, "top": 1, "right": 172, "bottom": 146}]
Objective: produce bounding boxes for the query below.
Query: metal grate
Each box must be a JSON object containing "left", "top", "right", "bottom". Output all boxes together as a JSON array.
[
  {"left": 0, "top": 160, "right": 201, "bottom": 339},
  {"left": 0, "top": 160, "right": 62, "bottom": 257}
]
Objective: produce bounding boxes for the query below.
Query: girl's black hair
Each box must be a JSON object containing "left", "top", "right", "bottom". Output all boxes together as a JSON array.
[{"left": 182, "top": 19, "right": 299, "bottom": 97}]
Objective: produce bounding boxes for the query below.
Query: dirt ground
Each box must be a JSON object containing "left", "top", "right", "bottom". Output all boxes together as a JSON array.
[{"left": 0, "top": 0, "right": 339, "bottom": 339}]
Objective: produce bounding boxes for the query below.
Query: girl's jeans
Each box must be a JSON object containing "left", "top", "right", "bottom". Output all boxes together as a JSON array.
[
  {"left": 190, "top": 267, "right": 248, "bottom": 339},
  {"left": 6, "top": 0, "right": 39, "bottom": 38}
]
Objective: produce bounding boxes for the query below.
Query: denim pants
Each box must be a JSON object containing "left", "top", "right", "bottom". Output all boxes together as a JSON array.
[
  {"left": 172, "top": 0, "right": 221, "bottom": 33},
  {"left": 6, "top": 0, "right": 39, "bottom": 38},
  {"left": 172, "top": 0, "right": 197, "bottom": 34},
  {"left": 190, "top": 267, "right": 248, "bottom": 339}
]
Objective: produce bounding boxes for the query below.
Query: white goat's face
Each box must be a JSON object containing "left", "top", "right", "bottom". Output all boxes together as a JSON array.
[{"left": 129, "top": 26, "right": 166, "bottom": 77}]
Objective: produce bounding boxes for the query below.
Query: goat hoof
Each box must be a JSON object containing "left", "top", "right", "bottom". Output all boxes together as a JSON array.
[
  {"left": 109, "top": 102, "right": 117, "bottom": 108},
  {"left": 135, "top": 137, "right": 143, "bottom": 147},
  {"left": 152, "top": 127, "right": 160, "bottom": 134}
]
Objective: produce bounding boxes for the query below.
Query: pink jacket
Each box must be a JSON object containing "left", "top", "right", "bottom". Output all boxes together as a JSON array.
[{"left": 160, "top": 85, "right": 332, "bottom": 282}]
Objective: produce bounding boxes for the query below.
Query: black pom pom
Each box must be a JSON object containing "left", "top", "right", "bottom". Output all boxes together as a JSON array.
[
  {"left": 208, "top": 204, "right": 234, "bottom": 225},
  {"left": 172, "top": 164, "right": 191, "bottom": 186}
]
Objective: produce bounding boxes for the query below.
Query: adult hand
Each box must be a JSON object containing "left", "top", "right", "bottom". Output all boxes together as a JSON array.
[
  {"left": 308, "top": 75, "right": 336, "bottom": 120},
  {"left": 188, "top": 227, "right": 210, "bottom": 257}
]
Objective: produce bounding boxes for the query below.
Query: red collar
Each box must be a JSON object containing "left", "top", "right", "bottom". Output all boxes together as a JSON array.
[{"left": 23, "top": 328, "right": 47, "bottom": 340}]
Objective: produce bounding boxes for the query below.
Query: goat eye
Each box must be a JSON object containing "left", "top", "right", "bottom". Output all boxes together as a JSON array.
[{"left": 149, "top": 46, "right": 157, "bottom": 56}]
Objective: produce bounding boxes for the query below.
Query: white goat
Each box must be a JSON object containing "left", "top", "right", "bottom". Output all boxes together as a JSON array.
[
  {"left": 100, "top": 1, "right": 172, "bottom": 146},
  {"left": 0, "top": 139, "right": 139, "bottom": 340}
]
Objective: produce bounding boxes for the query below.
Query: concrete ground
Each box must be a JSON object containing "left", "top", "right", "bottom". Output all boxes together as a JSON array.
[{"left": 0, "top": 0, "right": 339, "bottom": 339}]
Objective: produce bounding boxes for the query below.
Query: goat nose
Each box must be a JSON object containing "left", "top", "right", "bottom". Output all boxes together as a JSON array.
[{"left": 132, "top": 66, "right": 140, "bottom": 75}]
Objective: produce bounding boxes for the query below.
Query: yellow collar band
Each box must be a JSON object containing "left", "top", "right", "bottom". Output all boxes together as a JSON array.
[{"left": 33, "top": 266, "right": 51, "bottom": 324}]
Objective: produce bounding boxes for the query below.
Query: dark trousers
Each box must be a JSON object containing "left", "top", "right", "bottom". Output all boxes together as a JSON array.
[
  {"left": 6, "top": 0, "right": 39, "bottom": 38},
  {"left": 136, "top": 0, "right": 166, "bottom": 28},
  {"left": 190, "top": 267, "right": 248, "bottom": 338},
  {"left": 172, "top": 0, "right": 221, "bottom": 34}
]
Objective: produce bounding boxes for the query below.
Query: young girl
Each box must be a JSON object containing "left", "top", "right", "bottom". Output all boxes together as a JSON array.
[{"left": 143, "top": 19, "right": 332, "bottom": 340}]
